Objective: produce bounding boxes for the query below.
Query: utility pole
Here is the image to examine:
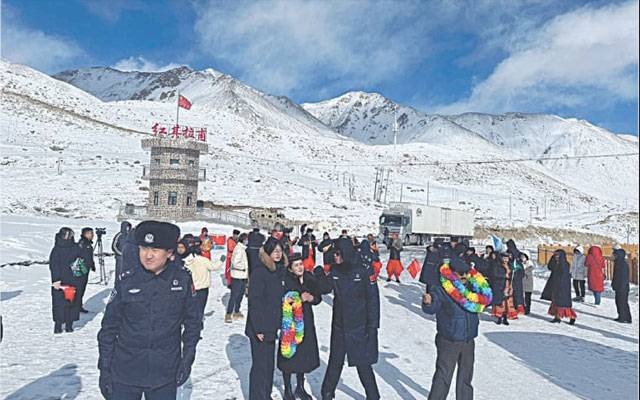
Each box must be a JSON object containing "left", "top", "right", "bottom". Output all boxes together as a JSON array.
[
  {"left": 400, "top": 183, "right": 403, "bottom": 202},
  {"left": 427, "top": 180, "right": 430, "bottom": 206},
  {"left": 373, "top": 167, "right": 380, "bottom": 201},
  {"left": 393, "top": 107, "right": 398, "bottom": 168},
  {"left": 383, "top": 169, "right": 390, "bottom": 204},
  {"left": 509, "top": 195, "right": 512, "bottom": 222},
  {"left": 544, "top": 195, "right": 548, "bottom": 219},
  {"left": 56, "top": 159, "right": 63, "bottom": 175}
]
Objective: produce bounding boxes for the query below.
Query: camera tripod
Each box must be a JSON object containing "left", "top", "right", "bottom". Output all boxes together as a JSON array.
[{"left": 95, "top": 233, "right": 109, "bottom": 285}]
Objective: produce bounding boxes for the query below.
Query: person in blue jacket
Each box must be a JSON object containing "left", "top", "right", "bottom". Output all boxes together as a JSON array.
[
  {"left": 422, "top": 253, "right": 478, "bottom": 400},
  {"left": 97, "top": 221, "right": 203, "bottom": 400},
  {"left": 316, "top": 237, "right": 381, "bottom": 400},
  {"left": 612, "top": 246, "right": 632, "bottom": 323}
]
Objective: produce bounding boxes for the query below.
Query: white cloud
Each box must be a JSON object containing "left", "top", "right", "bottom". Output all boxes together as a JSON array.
[
  {"left": 112, "top": 56, "right": 185, "bottom": 73},
  {"left": 0, "top": 7, "right": 83, "bottom": 73},
  {"left": 193, "top": 0, "right": 430, "bottom": 96},
  {"left": 437, "top": 0, "right": 639, "bottom": 114}
]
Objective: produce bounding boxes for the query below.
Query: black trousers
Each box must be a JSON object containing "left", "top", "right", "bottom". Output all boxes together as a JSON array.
[
  {"left": 573, "top": 280, "right": 586, "bottom": 298},
  {"left": 524, "top": 291, "right": 532, "bottom": 314},
  {"left": 226, "top": 279, "right": 246, "bottom": 314},
  {"left": 77, "top": 274, "right": 89, "bottom": 307},
  {"left": 615, "top": 289, "right": 632, "bottom": 322},
  {"left": 194, "top": 288, "right": 209, "bottom": 318},
  {"left": 428, "top": 334, "right": 475, "bottom": 400},
  {"left": 249, "top": 336, "right": 276, "bottom": 400},
  {"left": 321, "top": 333, "right": 380, "bottom": 400}
]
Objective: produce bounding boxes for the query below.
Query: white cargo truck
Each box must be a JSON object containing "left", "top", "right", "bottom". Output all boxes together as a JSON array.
[{"left": 379, "top": 202, "right": 474, "bottom": 246}]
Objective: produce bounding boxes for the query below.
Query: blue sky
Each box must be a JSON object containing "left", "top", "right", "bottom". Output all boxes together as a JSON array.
[{"left": 2, "top": 0, "right": 638, "bottom": 134}]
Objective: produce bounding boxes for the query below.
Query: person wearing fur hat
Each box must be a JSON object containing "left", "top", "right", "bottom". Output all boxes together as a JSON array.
[
  {"left": 277, "top": 253, "right": 322, "bottom": 400},
  {"left": 316, "top": 237, "right": 381, "bottom": 400},
  {"left": 245, "top": 237, "right": 287, "bottom": 400},
  {"left": 98, "top": 220, "right": 203, "bottom": 399},
  {"left": 571, "top": 246, "right": 587, "bottom": 302}
]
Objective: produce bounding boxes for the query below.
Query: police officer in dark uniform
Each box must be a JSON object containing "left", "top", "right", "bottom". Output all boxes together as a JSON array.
[
  {"left": 315, "top": 237, "right": 381, "bottom": 400},
  {"left": 97, "top": 221, "right": 203, "bottom": 400}
]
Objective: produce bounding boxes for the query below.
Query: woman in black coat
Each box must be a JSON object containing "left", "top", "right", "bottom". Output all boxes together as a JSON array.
[
  {"left": 49, "top": 227, "right": 81, "bottom": 333},
  {"left": 541, "top": 250, "right": 576, "bottom": 324},
  {"left": 277, "top": 253, "right": 321, "bottom": 400},
  {"left": 245, "top": 237, "right": 287, "bottom": 400}
]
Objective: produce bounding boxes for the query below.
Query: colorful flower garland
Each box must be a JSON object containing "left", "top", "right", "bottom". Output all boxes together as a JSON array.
[
  {"left": 439, "top": 260, "right": 493, "bottom": 313},
  {"left": 280, "top": 291, "right": 304, "bottom": 359}
]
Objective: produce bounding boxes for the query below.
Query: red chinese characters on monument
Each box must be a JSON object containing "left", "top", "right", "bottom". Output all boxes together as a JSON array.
[{"left": 151, "top": 123, "right": 206, "bottom": 142}]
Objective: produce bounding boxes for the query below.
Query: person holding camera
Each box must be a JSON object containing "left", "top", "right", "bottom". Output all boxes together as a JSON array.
[
  {"left": 97, "top": 221, "right": 203, "bottom": 399},
  {"left": 77, "top": 227, "right": 96, "bottom": 313}
]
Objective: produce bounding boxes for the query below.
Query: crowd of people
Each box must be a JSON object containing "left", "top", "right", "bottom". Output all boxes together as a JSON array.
[{"left": 45, "top": 220, "right": 634, "bottom": 399}]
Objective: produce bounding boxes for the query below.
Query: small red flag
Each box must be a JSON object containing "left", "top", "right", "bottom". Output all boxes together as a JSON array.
[
  {"left": 178, "top": 95, "right": 192, "bottom": 110},
  {"left": 408, "top": 258, "right": 421, "bottom": 279}
]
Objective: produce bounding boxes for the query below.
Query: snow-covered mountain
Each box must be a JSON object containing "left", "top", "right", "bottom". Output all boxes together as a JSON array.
[
  {"left": 1, "top": 59, "right": 637, "bottom": 241},
  {"left": 303, "top": 91, "right": 639, "bottom": 205},
  {"left": 53, "top": 66, "right": 334, "bottom": 136}
]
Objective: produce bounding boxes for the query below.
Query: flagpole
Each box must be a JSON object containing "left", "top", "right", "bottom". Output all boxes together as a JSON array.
[{"left": 176, "top": 91, "right": 180, "bottom": 127}]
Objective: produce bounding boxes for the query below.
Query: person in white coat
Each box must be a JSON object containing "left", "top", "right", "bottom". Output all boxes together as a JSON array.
[
  {"left": 226, "top": 233, "right": 249, "bottom": 323},
  {"left": 570, "top": 246, "right": 587, "bottom": 302},
  {"left": 520, "top": 251, "right": 534, "bottom": 315},
  {"left": 182, "top": 239, "right": 223, "bottom": 318}
]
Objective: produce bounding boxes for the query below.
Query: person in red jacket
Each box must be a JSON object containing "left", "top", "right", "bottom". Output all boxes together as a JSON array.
[
  {"left": 585, "top": 246, "right": 605, "bottom": 306},
  {"left": 225, "top": 230, "right": 240, "bottom": 288}
]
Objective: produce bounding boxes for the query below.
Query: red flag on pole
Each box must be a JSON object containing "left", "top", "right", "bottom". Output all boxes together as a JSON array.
[
  {"left": 408, "top": 258, "right": 421, "bottom": 279},
  {"left": 178, "top": 95, "right": 192, "bottom": 110}
]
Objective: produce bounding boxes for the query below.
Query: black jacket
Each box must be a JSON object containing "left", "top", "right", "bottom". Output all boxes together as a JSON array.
[
  {"left": 277, "top": 270, "right": 322, "bottom": 373},
  {"left": 49, "top": 235, "right": 80, "bottom": 286},
  {"left": 318, "top": 238, "right": 334, "bottom": 265},
  {"left": 541, "top": 251, "right": 572, "bottom": 308},
  {"left": 245, "top": 249, "right": 286, "bottom": 341},
  {"left": 298, "top": 233, "right": 318, "bottom": 260},
  {"left": 78, "top": 237, "right": 95, "bottom": 272},
  {"left": 612, "top": 249, "right": 630, "bottom": 292},
  {"left": 315, "top": 238, "right": 380, "bottom": 367},
  {"left": 97, "top": 259, "right": 202, "bottom": 389},
  {"left": 419, "top": 248, "right": 442, "bottom": 286}
]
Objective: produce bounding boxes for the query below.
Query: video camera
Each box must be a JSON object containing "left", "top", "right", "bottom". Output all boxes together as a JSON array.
[{"left": 95, "top": 227, "right": 107, "bottom": 236}]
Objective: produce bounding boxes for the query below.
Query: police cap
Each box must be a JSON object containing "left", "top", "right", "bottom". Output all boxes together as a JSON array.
[{"left": 134, "top": 220, "right": 180, "bottom": 250}]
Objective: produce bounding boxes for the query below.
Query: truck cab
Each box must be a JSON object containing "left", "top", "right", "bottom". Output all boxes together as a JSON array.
[{"left": 379, "top": 210, "right": 411, "bottom": 247}]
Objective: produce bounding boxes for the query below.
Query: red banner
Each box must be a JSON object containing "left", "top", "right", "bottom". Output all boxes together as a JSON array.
[{"left": 178, "top": 95, "right": 192, "bottom": 110}]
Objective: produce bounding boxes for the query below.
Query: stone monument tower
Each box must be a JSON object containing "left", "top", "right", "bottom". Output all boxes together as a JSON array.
[{"left": 141, "top": 137, "right": 208, "bottom": 220}]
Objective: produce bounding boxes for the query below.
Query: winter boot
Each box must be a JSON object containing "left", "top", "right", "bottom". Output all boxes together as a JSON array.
[
  {"left": 233, "top": 312, "right": 244, "bottom": 320},
  {"left": 224, "top": 313, "right": 233, "bottom": 323},
  {"left": 395, "top": 278, "right": 401, "bottom": 283},
  {"left": 502, "top": 316, "right": 509, "bottom": 326},
  {"left": 65, "top": 322, "right": 74, "bottom": 333},
  {"left": 295, "top": 374, "right": 312, "bottom": 400},
  {"left": 80, "top": 307, "right": 89, "bottom": 314},
  {"left": 54, "top": 322, "right": 63, "bottom": 334},
  {"left": 569, "top": 318, "right": 576, "bottom": 325},
  {"left": 495, "top": 318, "right": 502, "bottom": 325},
  {"left": 550, "top": 318, "right": 561, "bottom": 323},
  {"left": 386, "top": 277, "right": 392, "bottom": 282}
]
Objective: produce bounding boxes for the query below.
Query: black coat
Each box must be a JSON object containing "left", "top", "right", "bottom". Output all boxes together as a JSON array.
[
  {"left": 277, "top": 271, "right": 321, "bottom": 373},
  {"left": 315, "top": 238, "right": 380, "bottom": 367},
  {"left": 49, "top": 235, "right": 81, "bottom": 323},
  {"left": 506, "top": 240, "right": 524, "bottom": 308},
  {"left": 78, "top": 237, "right": 95, "bottom": 272},
  {"left": 491, "top": 262, "right": 508, "bottom": 305},
  {"left": 298, "top": 233, "right": 318, "bottom": 260},
  {"left": 318, "top": 238, "right": 334, "bottom": 265},
  {"left": 541, "top": 251, "right": 572, "bottom": 308},
  {"left": 612, "top": 249, "right": 630, "bottom": 292},
  {"left": 245, "top": 249, "right": 286, "bottom": 342},
  {"left": 419, "top": 248, "right": 442, "bottom": 286},
  {"left": 97, "top": 259, "right": 202, "bottom": 389}
]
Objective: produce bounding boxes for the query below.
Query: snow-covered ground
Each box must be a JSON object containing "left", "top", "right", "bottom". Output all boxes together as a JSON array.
[{"left": 1, "top": 216, "right": 638, "bottom": 399}]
